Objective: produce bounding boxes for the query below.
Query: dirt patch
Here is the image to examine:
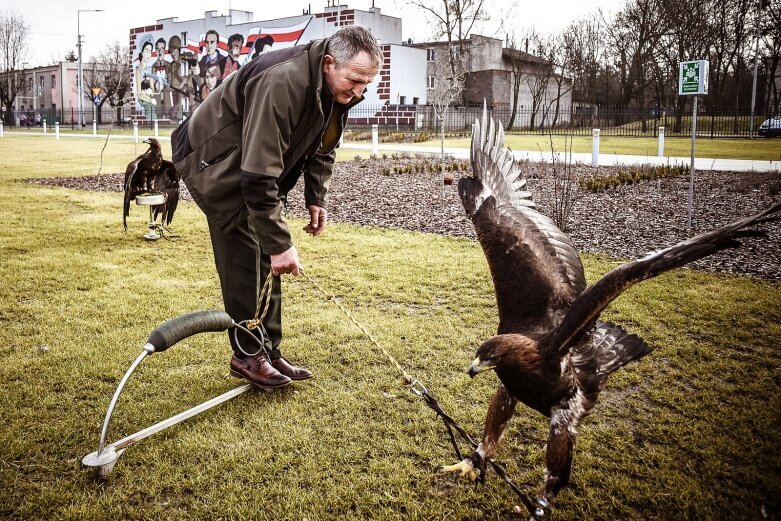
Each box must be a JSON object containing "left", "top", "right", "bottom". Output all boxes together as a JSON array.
[{"left": 26, "top": 158, "right": 781, "bottom": 280}]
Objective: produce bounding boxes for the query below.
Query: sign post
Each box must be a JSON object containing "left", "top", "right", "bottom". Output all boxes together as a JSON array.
[{"left": 679, "top": 60, "right": 709, "bottom": 231}]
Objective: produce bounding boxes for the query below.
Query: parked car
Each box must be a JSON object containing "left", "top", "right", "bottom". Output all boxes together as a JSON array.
[{"left": 758, "top": 116, "right": 781, "bottom": 137}]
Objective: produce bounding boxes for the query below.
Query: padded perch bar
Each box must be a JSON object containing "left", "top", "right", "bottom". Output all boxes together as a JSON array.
[{"left": 146, "top": 310, "right": 235, "bottom": 352}]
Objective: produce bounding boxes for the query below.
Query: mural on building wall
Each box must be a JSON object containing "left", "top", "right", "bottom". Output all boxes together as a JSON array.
[{"left": 132, "top": 17, "right": 311, "bottom": 120}]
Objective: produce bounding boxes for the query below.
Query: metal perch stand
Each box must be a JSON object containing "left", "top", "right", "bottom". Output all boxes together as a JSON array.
[
  {"left": 82, "top": 311, "right": 260, "bottom": 477},
  {"left": 135, "top": 192, "right": 165, "bottom": 240}
]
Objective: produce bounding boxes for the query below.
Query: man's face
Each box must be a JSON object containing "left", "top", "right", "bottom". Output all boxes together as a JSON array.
[
  {"left": 156, "top": 44, "right": 165, "bottom": 59},
  {"left": 230, "top": 42, "right": 242, "bottom": 58},
  {"left": 323, "top": 51, "right": 379, "bottom": 104},
  {"left": 205, "top": 34, "right": 218, "bottom": 55}
]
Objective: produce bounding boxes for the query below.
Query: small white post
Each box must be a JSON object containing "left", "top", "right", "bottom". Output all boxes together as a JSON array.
[
  {"left": 371, "top": 124, "right": 378, "bottom": 156},
  {"left": 591, "top": 128, "right": 600, "bottom": 166},
  {"left": 154, "top": 119, "right": 159, "bottom": 138},
  {"left": 55, "top": 122, "right": 60, "bottom": 140},
  {"left": 658, "top": 126, "right": 665, "bottom": 158},
  {"left": 0, "top": 122, "right": 3, "bottom": 138},
  {"left": 133, "top": 122, "right": 139, "bottom": 144},
  {"left": 92, "top": 119, "right": 97, "bottom": 136},
  {"left": 43, "top": 120, "right": 47, "bottom": 134}
]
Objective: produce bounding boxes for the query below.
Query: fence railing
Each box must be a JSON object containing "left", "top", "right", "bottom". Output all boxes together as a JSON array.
[{"left": 3, "top": 104, "right": 777, "bottom": 139}]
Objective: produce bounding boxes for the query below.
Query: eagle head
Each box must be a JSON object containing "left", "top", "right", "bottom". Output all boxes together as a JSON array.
[
  {"left": 468, "top": 334, "right": 540, "bottom": 378},
  {"left": 143, "top": 138, "right": 162, "bottom": 151}
]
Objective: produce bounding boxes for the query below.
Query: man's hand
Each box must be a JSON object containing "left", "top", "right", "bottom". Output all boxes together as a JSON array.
[
  {"left": 270, "top": 246, "right": 302, "bottom": 276},
  {"left": 303, "top": 205, "right": 327, "bottom": 236}
]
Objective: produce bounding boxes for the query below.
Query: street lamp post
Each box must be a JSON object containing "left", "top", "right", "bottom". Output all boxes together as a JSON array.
[{"left": 77, "top": 9, "right": 103, "bottom": 128}]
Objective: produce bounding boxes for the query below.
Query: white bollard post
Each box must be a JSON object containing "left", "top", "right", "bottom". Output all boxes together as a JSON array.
[
  {"left": 0, "top": 122, "right": 3, "bottom": 138},
  {"left": 55, "top": 122, "right": 60, "bottom": 140},
  {"left": 658, "top": 126, "right": 665, "bottom": 158},
  {"left": 154, "top": 119, "right": 159, "bottom": 138},
  {"left": 92, "top": 120, "right": 97, "bottom": 136},
  {"left": 591, "top": 128, "right": 600, "bottom": 166},
  {"left": 43, "top": 120, "right": 47, "bottom": 134},
  {"left": 371, "top": 124, "right": 378, "bottom": 157},
  {"left": 133, "top": 122, "right": 139, "bottom": 144}
]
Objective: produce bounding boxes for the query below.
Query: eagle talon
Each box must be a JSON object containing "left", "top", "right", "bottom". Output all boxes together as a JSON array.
[{"left": 436, "top": 458, "right": 479, "bottom": 481}]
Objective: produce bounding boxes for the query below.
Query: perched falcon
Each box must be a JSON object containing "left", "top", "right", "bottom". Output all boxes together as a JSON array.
[
  {"left": 122, "top": 138, "right": 180, "bottom": 232},
  {"left": 437, "top": 106, "right": 780, "bottom": 520}
]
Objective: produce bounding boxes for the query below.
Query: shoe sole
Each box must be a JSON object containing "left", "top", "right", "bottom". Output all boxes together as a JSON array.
[{"left": 229, "top": 369, "right": 293, "bottom": 389}]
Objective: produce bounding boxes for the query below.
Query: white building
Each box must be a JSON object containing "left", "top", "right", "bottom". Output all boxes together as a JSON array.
[{"left": 129, "top": 3, "right": 427, "bottom": 123}]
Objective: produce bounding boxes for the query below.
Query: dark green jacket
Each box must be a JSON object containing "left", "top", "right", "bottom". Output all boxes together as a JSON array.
[{"left": 171, "top": 38, "right": 362, "bottom": 254}]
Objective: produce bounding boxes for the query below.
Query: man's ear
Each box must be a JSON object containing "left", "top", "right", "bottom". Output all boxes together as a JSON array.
[{"left": 323, "top": 54, "right": 336, "bottom": 71}]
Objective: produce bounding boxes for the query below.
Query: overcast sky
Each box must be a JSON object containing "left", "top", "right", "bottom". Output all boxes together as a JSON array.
[{"left": 13, "top": 0, "right": 627, "bottom": 67}]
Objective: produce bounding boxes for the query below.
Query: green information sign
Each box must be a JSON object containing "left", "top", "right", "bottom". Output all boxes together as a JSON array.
[{"left": 679, "top": 60, "right": 709, "bottom": 96}]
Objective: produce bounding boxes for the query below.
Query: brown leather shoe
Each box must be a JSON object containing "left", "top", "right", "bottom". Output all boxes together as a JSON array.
[
  {"left": 271, "top": 357, "right": 313, "bottom": 381},
  {"left": 230, "top": 354, "right": 292, "bottom": 389}
]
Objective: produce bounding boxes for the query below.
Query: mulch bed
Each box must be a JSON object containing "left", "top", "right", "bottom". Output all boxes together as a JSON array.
[{"left": 26, "top": 158, "right": 781, "bottom": 281}]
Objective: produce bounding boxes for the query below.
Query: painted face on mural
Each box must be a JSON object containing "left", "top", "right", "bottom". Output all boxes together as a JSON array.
[
  {"left": 141, "top": 43, "right": 152, "bottom": 63},
  {"left": 230, "top": 43, "right": 241, "bottom": 58},
  {"left": 205, "top": 33, "right": 219, "bottom": 56},
  {"left": 205, "top": 65, "right": 219, "bottom": 90},
  {"left": 323, "top": 51, "right": 379, "bottom": 104},
  {"left": 156, "top": 43, "right": 166, "bottom": 60}
]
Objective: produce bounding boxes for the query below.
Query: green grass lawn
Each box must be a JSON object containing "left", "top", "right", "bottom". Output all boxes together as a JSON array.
[{"left": 0, "top": 137, "right": 779, "bottom": 519}]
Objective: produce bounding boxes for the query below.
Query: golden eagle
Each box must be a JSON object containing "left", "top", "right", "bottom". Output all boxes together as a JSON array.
[
  {"left": 438, "top": 108, "right": 780, "bottom": 519},
  {"left": 122, "top": 138, "right": 180, "bottom": 232}
]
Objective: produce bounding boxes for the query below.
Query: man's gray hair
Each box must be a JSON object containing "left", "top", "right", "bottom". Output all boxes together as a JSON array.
[{"left": 327, "top": 25, "right": 383, "bottom": 69}]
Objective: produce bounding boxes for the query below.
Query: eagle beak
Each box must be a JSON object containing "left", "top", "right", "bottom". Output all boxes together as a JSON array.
[{"left": 467, "top": 357, "right": 495, "bottom": 378}]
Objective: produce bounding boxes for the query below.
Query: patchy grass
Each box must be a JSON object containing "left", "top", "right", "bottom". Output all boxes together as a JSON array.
[{"left": 0, "top": 137, "right": 779, "bottom": 520}]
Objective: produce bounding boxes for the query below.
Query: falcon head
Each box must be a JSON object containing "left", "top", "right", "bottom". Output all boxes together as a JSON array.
[{"left": 468, "top": 334, "right": 541, "bottom": 378}]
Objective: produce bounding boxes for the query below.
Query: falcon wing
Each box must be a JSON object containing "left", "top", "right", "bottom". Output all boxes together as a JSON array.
[
  {"left": 548, "top": 200, "right": 781, "bottom": 355},
  {"left": 123, "top": 158, "right": 141, "bottom": 232},
  {"left": 152, "top": 160, "right": 180, "bottom": 226},
  {"left": 459, "top": 105, "right": 586, "bottom": 334}
]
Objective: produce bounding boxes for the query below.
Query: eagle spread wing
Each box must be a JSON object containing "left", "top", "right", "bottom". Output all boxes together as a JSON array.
[
  {"left": 458, "top": 104, "right": 586, "bottom": 334},
  {"left": 123, "top": 158, "right": 142, "bottom": 232},
  {"left": 549, "top": 200, "right": 781, "bottom": 355},
  {"left": 151, "top": 160, "right": 181, "bottom": 227}
]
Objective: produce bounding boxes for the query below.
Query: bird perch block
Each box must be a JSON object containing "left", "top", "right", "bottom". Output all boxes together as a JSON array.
[{"left": 135, "top": 193, "right": 166, "bottom": 206}]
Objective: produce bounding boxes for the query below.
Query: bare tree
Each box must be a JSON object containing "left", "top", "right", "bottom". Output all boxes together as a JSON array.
[
  {"left": 522, "top": 37, "right": 555, "bottom": 131},
  {"left": 762, "top": 0, "right": 780, "bottom": 113},
  {"left": 501, "top": 26, "right": 537, "bottom": 130},
  {"left": 84, "top": 42, "right": 131, "bottom": 124},
  {"left": 607, "top": 0, "right": 666, "bottom": 130},
  {"left": 410, "top": 0, "right": 487, "bottom": 103},
  {"left": 561, "top": 16, "right": 607, "bottom": 127},
  {"left": 0, "top": 12, "right": 30, "bottom": 125},
  {"left": 428, "top": 56, "right": 465, "bottom": 192}
]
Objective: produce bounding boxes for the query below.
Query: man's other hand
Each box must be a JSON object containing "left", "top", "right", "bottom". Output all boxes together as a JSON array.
[
  {"left": 304, "top": 205, "right": 327, "bottom": 236},
  {"left": 270, "top": 246, "right": 303, "bottom": 276}
]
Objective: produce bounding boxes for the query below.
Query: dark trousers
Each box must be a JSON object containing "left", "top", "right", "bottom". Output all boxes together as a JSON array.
[{"left": 207, "top": 215, "right": 283, "bottom": 358}]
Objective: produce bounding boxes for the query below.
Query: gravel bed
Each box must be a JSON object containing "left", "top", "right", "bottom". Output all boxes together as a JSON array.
[{"left": 27, "top": 158, "right": 781, "bottom": 280}]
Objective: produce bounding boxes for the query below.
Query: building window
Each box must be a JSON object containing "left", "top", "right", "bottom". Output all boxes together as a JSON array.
[
  {"left": 28, "top": 77, "right": 33, "bottom": 92},
  {"left": 38, "top": 76, "right": 44, "bottom": 92},
  {"left": 413, "top": 97, "right": 419, "bottom": 105},
  {"left": 51, "top": 75, "right": 56, "bottom": 89},
  {"left": 399, "top": 95, "right": 406, "bottom": 105},
  {"left": 427, "top": 75, "right": 435, "bottom": 89},
  {"left": 427, "top": 48, "right": 435, "bottom": 62}
]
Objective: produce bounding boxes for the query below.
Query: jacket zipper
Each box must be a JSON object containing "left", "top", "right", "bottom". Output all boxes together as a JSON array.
[{"left": 198, "top": 144, "right": 239, "bottom": 172}]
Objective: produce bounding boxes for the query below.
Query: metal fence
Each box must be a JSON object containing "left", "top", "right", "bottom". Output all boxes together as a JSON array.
[{"left": 4, "top": 104, "right": 777, "bottom": 139}]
